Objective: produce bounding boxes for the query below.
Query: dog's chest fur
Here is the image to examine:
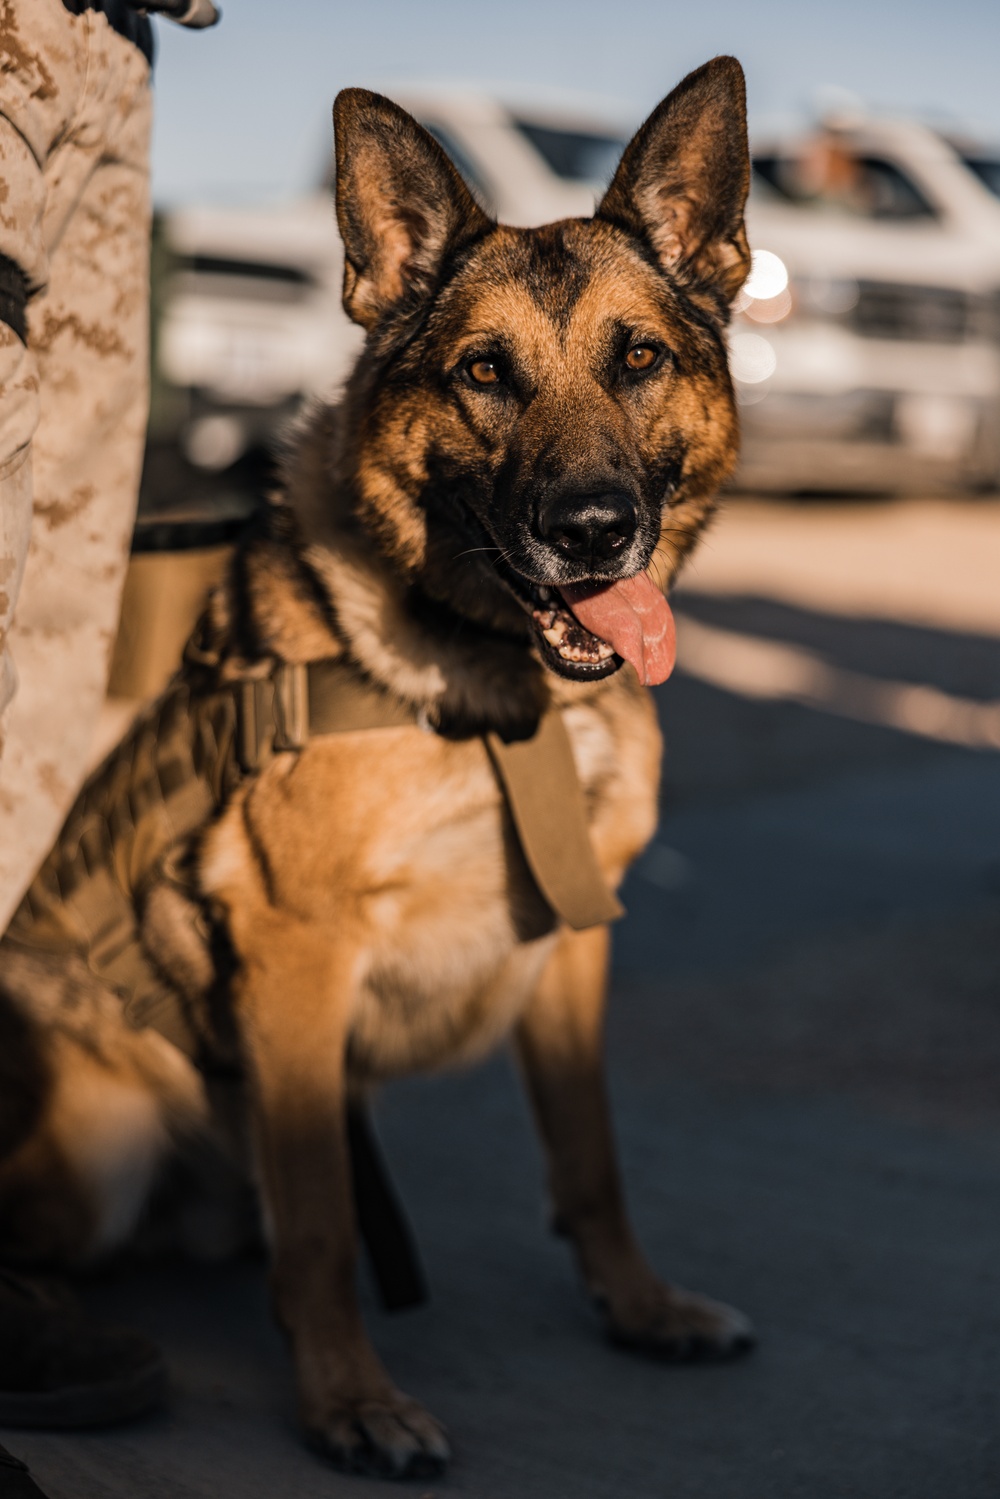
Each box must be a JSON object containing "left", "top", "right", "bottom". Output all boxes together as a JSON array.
[{"left": 199, "top": 679, "right": 659, "bottom": 1082}]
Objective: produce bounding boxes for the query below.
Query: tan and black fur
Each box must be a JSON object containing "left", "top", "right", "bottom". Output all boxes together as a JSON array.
[{"left": 0, "top": 58, "right": 753, "bottom": 1478}]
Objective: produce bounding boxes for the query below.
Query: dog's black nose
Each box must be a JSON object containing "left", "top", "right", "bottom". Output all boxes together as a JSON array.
[{"left": 536, "top": 491, "right": 637, "bottom": 564}]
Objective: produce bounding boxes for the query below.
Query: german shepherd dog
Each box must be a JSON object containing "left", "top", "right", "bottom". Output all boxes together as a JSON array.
[{"left": 0, "top": 57, "right": 753, "bottom": 1478}]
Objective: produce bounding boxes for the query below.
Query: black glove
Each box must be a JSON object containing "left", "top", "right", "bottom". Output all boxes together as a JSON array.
[{"left": 136, "top": 0, "right": 220, "bottom": 28}]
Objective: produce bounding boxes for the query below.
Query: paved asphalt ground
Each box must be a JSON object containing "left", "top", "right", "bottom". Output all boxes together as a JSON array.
[{"left": 9, "top": 495, "right": 1000, "bottom": 1499}]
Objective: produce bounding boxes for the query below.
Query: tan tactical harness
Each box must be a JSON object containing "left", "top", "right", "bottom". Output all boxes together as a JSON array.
[
  {"left": 6, "top": 652, "right": 623, "bottom": 1059},
  {"left": 5, "top": 648, "right": 623, "bottom": 1311}
]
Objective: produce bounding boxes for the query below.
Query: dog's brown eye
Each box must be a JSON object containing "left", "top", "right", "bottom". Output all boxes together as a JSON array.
[
  {"left": 625, "top": 345, "right": 658, "bottom": 372},
  {"left": 468, "top": 359, "right": 500, "bottom": 385}
]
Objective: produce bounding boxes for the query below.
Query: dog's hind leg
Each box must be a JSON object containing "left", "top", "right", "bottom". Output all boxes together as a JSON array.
[
  {"left": 515, "top": 923, "right": 755, "bottom": 1361},
  {"left": 0, "top": 953, "right": 206, "bottom": 1265},
  {"left": 217, "top": 904, "right": 450, "bottom": 1481}
]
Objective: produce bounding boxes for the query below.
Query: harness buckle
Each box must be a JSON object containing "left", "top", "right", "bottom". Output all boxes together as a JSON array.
[
  {"left": 272, "top": 662, "right": 309, "bottom": 751},
  {"left": 235, "top": 663, "right": 309, "bottom": 772},
  {"left": 236, "top": 679, "right": 274, "bottom": 772}
]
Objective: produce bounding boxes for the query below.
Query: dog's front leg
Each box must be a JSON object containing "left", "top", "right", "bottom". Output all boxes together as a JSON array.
[
  {"left": 515, "top": 924, "right": 754, "bottom": 1360},
  {"left": 230, "top": 914, "right": 449, "bottom": 1478}
]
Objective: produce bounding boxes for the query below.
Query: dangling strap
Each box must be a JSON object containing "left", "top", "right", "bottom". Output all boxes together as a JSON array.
[
  {"left": 347, "top": 1103, "right": 428, "bottom": 1312},
  {"left": 486, "top": 713, "right": 624, "bottom": 931}
]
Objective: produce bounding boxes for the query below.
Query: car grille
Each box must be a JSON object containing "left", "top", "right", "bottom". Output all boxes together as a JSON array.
[
  {"left": 173, "top": 255, "right": 317, "bottom": 304},
  {"left": 849, "top": 281, "right": 985, "bottom": 343}
]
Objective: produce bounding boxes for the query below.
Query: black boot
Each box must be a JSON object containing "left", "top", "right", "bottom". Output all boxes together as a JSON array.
[
  {"left": 0, "top": 1267, "right": 166, "bottom": 1429},
  {"left": 0, "top": 1442, "right": 55, "bottom": 1498}
]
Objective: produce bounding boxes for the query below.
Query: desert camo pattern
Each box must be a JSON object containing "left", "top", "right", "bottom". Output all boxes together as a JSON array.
[{"left": 0, "top": 0, "right": 151, "bottom": 929}]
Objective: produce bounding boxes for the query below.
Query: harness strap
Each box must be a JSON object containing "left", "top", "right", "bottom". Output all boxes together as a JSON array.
[
  {"left": 237, "top": 657, "right": 623, "bottom": 930},
  {"left": 486, "top": 715, "right": 624, "bottom": 930},
  {"left": 347, "top": 1104, "right": 428, "bottom": 1312},
  {"left": 308, "top": 659, "right": 418, "bottom": 735}
]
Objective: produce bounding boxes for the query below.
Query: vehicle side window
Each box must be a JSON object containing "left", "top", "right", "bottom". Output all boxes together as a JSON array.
[
  {"left": 752, "top": 146, "right": 936, "bottom": 221},
  {"left": 512, "top": 121, "right": 626, "bottom": 185},
  {"left": 750, "top": 160, "right": 789, "bottom": 203},
  {"left": 752, "top": 156, "right": 790, "bottom": 199},
  {"left": 962, "top": 158, "right": 1000, "bottom": 201},
  {"left": 859, "top": 159, "right": 935, "bottom": 220},
  {"left": 421, "top": 124, "right": 494, "bottom": 211}
]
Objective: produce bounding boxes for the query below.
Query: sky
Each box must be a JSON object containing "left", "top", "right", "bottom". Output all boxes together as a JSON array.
[{"left": 150, "top": 0, "right": 1000, "bottom": 205}]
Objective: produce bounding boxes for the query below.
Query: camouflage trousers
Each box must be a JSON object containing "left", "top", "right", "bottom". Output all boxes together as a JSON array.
[{"left": 0, "top": 0, "right": 152, "bottom": 930}]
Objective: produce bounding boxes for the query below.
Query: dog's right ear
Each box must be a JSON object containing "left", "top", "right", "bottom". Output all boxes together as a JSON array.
[{"left": 333, "top": 89, "right": 493, "bottom": 331}]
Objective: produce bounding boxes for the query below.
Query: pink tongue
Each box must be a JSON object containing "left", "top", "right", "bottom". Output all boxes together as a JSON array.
[{"left": 559, "top": 573, "right": 676, "bottom": 686}]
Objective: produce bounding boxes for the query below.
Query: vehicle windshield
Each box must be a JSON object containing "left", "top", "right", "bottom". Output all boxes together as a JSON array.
[
  {"left": 961, "top": 157, "right": 1000, "bottom": 200},
  {"left": 513, "top": 120, "right": 626, "bottom": 184},
  {"left": 753, "top": 135, "right": 936, "bottom": 220},
  {"left": 422, "top": 123, "right": 494, "bottom": 209}
]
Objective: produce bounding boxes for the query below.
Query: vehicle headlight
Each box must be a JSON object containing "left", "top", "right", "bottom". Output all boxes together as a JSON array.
[
  {"left": 728, "top": 330, "right": 777, "bottom": 385},
  {"left": 743, "top": 249, "right": 789, "bottom": 300},
  {"left": 735, "top": 249, "right": 793, "bottom": 324}
]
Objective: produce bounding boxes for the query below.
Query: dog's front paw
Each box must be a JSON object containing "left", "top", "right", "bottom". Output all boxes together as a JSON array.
[
  {"left": 307, "top": 1389, "right": 451, "bottom": 1480},
  {"left": 604, "top": 1281, "right": 756, "bottom": 1363}
]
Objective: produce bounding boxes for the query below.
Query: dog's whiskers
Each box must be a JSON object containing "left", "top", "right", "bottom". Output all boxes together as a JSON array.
[{"left": 453, "top": 545, "right": 503, "bottom": 562}]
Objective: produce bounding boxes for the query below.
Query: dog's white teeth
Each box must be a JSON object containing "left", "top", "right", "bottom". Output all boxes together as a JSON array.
[
  {"left": 540, "top": 613, "right": 568, "bottom": 646},
  {"left": 556, "top": 637, "right": 615, "bottom": 664},
  {"left": 535, "top": 603, "right": 614, "bottom": 666}
]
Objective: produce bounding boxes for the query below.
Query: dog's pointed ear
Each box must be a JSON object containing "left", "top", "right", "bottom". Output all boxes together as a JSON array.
[
  {"left": 333, "top": 89, "right": 492, "bottom": 330},
  {"left": 596, "top": 56, "right": 751, "bottom": 304}
]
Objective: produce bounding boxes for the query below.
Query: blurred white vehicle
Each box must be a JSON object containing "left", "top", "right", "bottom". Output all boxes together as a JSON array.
[
  {"left": 158, "top": 94, "right": 1000, "bottom": 491},
  {"left": 736, "top": 118, "right": 1000, "bottom": 491},
  {"left": 158, "top": 89, "right": 631, "bottom": 471}
]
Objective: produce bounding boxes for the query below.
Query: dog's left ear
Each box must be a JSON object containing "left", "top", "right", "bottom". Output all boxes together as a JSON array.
[
  {"left": 333, "top": 89, "right": 493, "bottom": 330},
  {"left": 596, "top": 56, "right": 751, "bottom": 305}
]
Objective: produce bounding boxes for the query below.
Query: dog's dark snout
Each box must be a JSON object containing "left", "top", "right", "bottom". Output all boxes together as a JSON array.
[{"left": 537, "top": 491, "right": 638, "bottom": 564}]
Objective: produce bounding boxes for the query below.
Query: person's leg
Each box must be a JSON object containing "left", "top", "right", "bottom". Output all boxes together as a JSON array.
[
  {"left": 0, "top": 5, "right": 166, "bottom": 1432},
  {"left": 0, "top": 350, "right": 34, "bottom": 750},
  {"left": 0, "top": 6, "right": 152, "bottom": 931},
  {"left": 0, "top": 0, "right": 73, "bottom": 804}
]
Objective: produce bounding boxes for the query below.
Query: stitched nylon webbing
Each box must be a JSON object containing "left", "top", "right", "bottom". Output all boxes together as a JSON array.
[
  {"left": 7, "top": 654, "right": 621, "bottom": 1059},
  {"left": 487, "top": 714, "right": 624, "bottom": 930}
]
